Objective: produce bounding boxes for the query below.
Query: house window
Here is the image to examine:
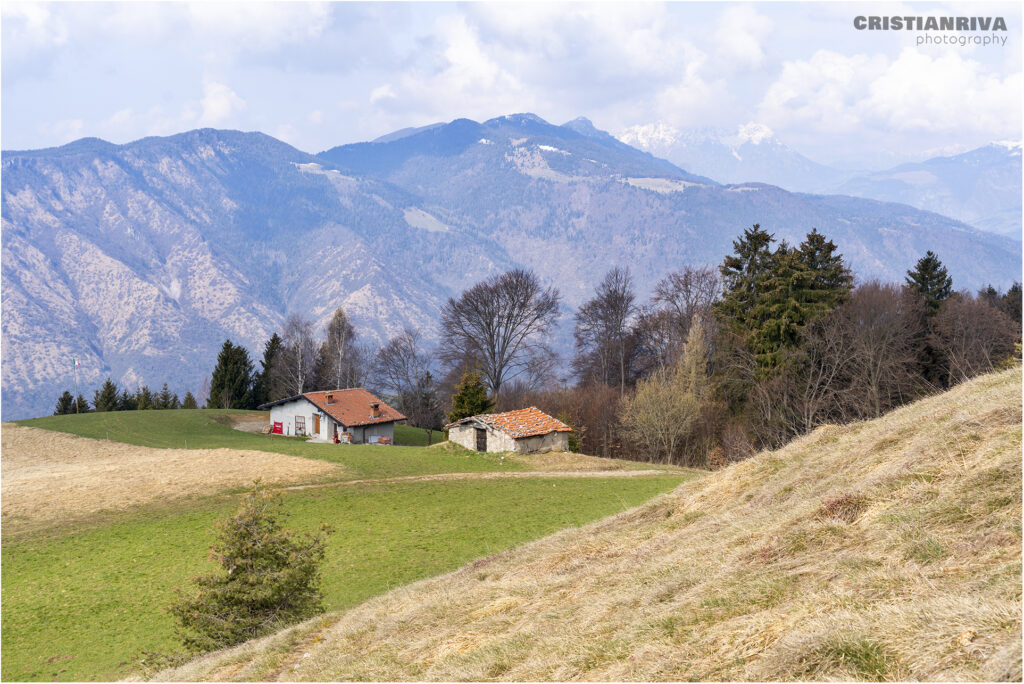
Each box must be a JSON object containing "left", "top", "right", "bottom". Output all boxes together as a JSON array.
[{"left": 295, "top": 416, "right": 306, "bottom": 436}]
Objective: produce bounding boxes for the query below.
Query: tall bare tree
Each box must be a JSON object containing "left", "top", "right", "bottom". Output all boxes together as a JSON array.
[
  {"left": 375, "top": 328, "right": 430, "bottom": 404},
  {"left": 316, "top": 306, "right": 358, "bottom": 390},
  {"left": 272, "top": 314, "right": 318, "bottom": 397},
  {"left": 439, "top": 269, "right": 561, "bottom": 400},
  {"left": 653, "top": 265, "right": 720, "bottom": 342},
  {"left": 573, "top": 267, "right": 637, "bottom": 394}
]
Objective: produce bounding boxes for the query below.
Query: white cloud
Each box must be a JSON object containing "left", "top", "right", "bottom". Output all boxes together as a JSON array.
[
  {"left": 758, "top": 48, "right": 1021, "bottom": 140},
  {"left": 713, "top": 5, "right": 772, "bottom": 72},
  {"left": 369, "top": 84, "right": 396, "bottom": 104},
  {"left": 185, "top": 2, "right": 330, "bottom": 51},
  {"left": 863, "top": 49, "right": 1021, "bottom": 134},
  {"left": 308, "top": 109, "right": 324, "bottom": 125},
  {"left": 3, "top": 2, "right": 68, "bottom": 48},
  {"left": 198, "top": 81, "right": 246, "bottom": 126}
]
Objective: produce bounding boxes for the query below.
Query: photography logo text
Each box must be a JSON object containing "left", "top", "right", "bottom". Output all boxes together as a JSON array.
[{"left": 854, "top": 15, "right": 1009, "bottom": 47}]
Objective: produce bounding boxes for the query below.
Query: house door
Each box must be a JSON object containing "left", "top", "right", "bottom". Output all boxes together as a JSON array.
[
  {"left": 475, "top": 427, "right": 487, "bottom": 452},
  {"left": 313, "top": 414, "right": 320, "bottom": 435}
]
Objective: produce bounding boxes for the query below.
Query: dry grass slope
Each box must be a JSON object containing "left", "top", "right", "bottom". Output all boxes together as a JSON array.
[
  {"left": 1, "top": 425, "right": 342, "bottom": 534},
  {"left": 158, "top": 368, "right": 1023, "bottom": 682}
]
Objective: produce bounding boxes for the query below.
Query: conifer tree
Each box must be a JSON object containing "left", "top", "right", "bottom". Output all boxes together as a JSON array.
[
  {"left": 119, "top": 389, "right": 138, "bottom": 411},
  {"left": 157, "top": 382, "right": 174, "bottom": 410},
  {"left": 171, "top": 483, "right": 330, "bottom": 652},
  {"left": 54, "top": 390, "right": 74, "bottom": 415},
  {"left": 182, "top": 391, "right": 198, "bottom": 409},
  {"left": 797, "top": 228, "right": 854, "bottom": 313},
  {"left": 906, "top": 251, "right": 953, "bottom": 315},
  {"left": 136, "top": 385, "right": 154, "bottom": 410},
  {"left": 717, "top": 224, "right": 776, "bottom": 331},
  {"left": 252, "top": 333, "right": 282, "bottom": 406},
  {"left": 446, "top": 369, "right": 494, "bottom": 423},
  {"left": 207, "top": 340, "right": 256, "bottom": 409},
  {"left": 93, "top": 378, "right": 120, "bottom": 412},
  {"left": 73, "top": 394, "right": 90, "bottom": 413}
]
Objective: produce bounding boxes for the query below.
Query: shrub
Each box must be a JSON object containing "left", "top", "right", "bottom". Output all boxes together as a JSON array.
[{"left": 171, "top": 482, "right": 331, "bottom": 652}]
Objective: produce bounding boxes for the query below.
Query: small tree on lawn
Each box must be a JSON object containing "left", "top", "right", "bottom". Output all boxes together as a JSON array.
[
  {"left": 446, "top": 369, "right": 494, "bottom": 423},
  {"left": 171, "top": 482, "right": 331, "bottom": 652},
  {"left": 54, "top": 390, "right": 74, "bottom": 415},
  {"left": 182, "top": 391, "right": 198, "bottom": 409}
]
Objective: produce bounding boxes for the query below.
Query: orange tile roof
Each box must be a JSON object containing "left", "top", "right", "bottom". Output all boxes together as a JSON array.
[
  {"left": 302, "top": 388, "right": 405, "bottom": 427},
  {"left": 447, "top": 406, "right": 570, "bottom": 439}
]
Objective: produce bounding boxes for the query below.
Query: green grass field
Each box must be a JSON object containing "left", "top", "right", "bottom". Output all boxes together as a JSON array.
[{"left": 2, "top": 476, "right": 688, "bottom": 681}]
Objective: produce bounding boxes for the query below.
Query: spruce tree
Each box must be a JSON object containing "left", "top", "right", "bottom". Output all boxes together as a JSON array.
[
  {"left": 252, "top": 333, "right": 282, "bottom": 407},
  {"left": 93, "top": 378, "right": 120, "bottom": 412},
  {"left": 182, "top": 391, "right": 198, "bottom": 409},
  {"left": 119, "top": 389, "right": 138, "bottom": 411},
  {"left": 797, "top": 228, "right": 854, "bottom": 313},
  {"left": 446, "top": 370, "right": 494, "bottom": 423},
  {"left": 54, "top": 391, "right": 74, "bottom": 415},
  {"left": 137, "top": 385, "right": 154, "bottom": 410},
  {"left": 73, "top": 394, "right": 90, "bottom": 413},
  {"left": 906, "top": 251, "right": 953, "bottom": 315},
  {"left": 157, "top": 382, "right": 173, "bottom": 410},
  {"left": 171, "top": 483, "right": 330, "bottom": 652},
  {"left": 207, "top": 340, "right": 256, "bottom": 409},
  {"left": 717, "top": 223, "right": 776, "bottom": 330}
]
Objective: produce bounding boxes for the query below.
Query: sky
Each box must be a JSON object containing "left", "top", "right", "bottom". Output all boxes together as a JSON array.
[{"left": 2, "top": 1, "right": 1021, "bottom": 169}]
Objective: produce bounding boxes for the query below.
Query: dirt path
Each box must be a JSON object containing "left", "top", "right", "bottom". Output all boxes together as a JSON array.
[
  {"left": 276, "top": 468, "right": 683, "bottom": 493},
  {"left": 2, "top": 425, "right": 341, "bottom": 534}
]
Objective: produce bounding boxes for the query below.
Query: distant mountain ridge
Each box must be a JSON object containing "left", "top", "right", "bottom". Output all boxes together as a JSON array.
[
  {"left": 2, "top": 115, "right": 1020, "bottom": 419},
  {"left": 619, "top": 122, "right": 1022, "bottom": 239}
]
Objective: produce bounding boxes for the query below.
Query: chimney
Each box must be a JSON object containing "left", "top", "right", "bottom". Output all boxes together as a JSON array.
[
  {"left": 370, "top": 402, "right": 381, "bottom": 418},
  {"left": 326, "top": 393, "right": 335, "bottom": 404}
]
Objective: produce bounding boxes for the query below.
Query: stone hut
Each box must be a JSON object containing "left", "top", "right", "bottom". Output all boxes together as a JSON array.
[{"left": 445, "top": 406, "right": 571, "bottom": 454}]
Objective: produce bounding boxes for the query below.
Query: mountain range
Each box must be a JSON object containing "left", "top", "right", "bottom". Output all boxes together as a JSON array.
[
  {"left": 619, "top": 123, "right": 1022, "bottom": 240},
  {"left": 2, "top": 114, "right": 1020, "bottom": 419}
]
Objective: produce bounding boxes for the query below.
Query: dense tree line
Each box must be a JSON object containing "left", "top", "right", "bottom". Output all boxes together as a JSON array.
[
  {"left": 446, "top": 226, "right": 1019, "bottom": 467},
  {"left": 53, "top": 379, "right": 196, "bottom": 414}
]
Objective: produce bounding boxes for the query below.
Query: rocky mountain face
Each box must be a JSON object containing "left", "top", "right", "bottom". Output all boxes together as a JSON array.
[
  {"left": 620, "top": 123, "right": 1022, "bottom": 240},
  {"left": 3, "top": 116, "right": 1020, "bottom": 419}
]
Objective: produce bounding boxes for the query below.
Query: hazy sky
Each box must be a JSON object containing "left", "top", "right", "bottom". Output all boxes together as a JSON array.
[{"left": 3, "top": 1, "right": 1021, "bottom": 168}]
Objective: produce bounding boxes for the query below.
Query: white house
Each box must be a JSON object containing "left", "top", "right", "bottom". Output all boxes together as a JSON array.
[
  {"left": 258, "top": 388, "right": 405, "bottom": 444},
  {"left": 445, "top": 406, "right": 571, "bottom": 454}
]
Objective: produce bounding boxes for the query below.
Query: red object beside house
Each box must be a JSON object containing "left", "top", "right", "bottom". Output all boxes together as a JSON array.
[{"left": 272, "top": 421, "right": 283, "bottom": 434}]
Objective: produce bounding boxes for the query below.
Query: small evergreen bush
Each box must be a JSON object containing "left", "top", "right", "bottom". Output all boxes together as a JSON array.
[{"left": 171, "top": 482, "right": 331, "bottom": 652}]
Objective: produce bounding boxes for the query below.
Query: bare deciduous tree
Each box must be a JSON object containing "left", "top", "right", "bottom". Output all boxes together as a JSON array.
[
  {"left": 931, "top": 293, "right": 1018, "bottom": 384},
  {"left": 573, "top": 267, "right": 637, "bottom": 393},
  {"left": 619, "top": 316, "right": 714, "bottom": 465},
  {"left": 653, "top": 266, "right": 720, "bottom": 344},
  {"left": 272, "top": 314, "right": 318, "bottom": 397},
  {"left": 838, "top": 282, "right": 926, "bottom": 419},
  {"left": 316, "top": 307, "right": 359, "bottom": 390},
  {"left": 439, "top": 269, "right": 561, "bottom": 400}
]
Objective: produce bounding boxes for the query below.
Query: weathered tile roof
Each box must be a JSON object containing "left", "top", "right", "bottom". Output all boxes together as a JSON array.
[
  {"left": 446, "top": 406, "right": 570, "bottom": 439},
  {"left": 303, "top": 389, "right": 405, "bottom": 427},
  {"left": 260, "top": 388, "right": 405, "bottom": 427}
]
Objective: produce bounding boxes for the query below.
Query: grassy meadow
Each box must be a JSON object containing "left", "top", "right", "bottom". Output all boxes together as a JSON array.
[{"left": 5, "top": 409, "right": 695, "bottom": 681}]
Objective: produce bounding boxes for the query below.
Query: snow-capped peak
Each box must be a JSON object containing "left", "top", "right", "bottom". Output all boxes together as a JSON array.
[
  {"left": 736, "top": 122, "right": 774, "bottom": 146},
  {"left": 618, "top": 121, "right": 679, "bottom": 151},
  {"left": 991, "top": 140, "right": 1022, "bottom": 153}
]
